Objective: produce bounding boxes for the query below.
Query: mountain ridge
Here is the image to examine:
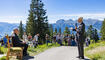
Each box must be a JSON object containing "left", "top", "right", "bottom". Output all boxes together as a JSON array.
[{"left": 0, "top": 19, "right": 102, "bottom": 37}]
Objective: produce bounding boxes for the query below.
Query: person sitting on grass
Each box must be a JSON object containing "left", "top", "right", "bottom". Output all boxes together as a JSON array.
[{"left": 12, "top": 28, "right": 28, "bottom": 56}]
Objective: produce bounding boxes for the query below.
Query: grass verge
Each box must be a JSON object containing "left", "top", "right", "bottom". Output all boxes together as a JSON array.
[{"left": 85, "top": 41, "right": 105, "bottom": 60}]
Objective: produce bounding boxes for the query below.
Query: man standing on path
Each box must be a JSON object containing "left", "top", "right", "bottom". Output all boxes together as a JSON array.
[{"left": 71, "top": 17, "right": 85, "bottom": 59}]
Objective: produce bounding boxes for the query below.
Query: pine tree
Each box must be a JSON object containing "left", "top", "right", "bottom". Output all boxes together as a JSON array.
[
  {"left": 101, "top": 19, "right": 105, "bottom": 40},
  {"left": 49, "top": 24, "right": 53, "bottom": 38},
  {"left": 54, "top": 28, "right": 57, "bottom": 35},
  {"left": 26, "top": 0, "right": 37, "bottom": 36},
  {"left": 64, "top": 27, "right": 70, "bottom": 35},
  {"left": 26, "top": 0, "right": 49, "bottom": 44},
  {"left": 19, "top": 21, "right": 24, "bottom": 39},
  {"left": 26, "top": 11, "right": 36, "bottom": 36},
  {"left": 48, "top": 24, "right": 53, "bottom": 40},
  {"left": 87, "top": 25, "right": 94, "bottom": 40},
  {"left": 59, "top": 27, "right": 61, "bottom": 34},
  {"left": 93, "top": 29, "right": 99, "bottom": 42}
]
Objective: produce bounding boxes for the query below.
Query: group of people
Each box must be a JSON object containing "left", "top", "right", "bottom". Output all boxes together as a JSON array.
[
  {"left": 22, "top": 32, "right": 39, "bottom": 48},
  {"left": 0, "top": 17, "right": 86, "bottom": 59},
  {"left": 52, "top": 33, "right": 77, "bottom": 46}
]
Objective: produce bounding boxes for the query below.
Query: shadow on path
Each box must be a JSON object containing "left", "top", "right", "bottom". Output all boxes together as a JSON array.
[
  {"left": 84, "top": 58, "right": 90, "bottom": 60},
  {"left": 23, "top": 55, "right": 34, "bottom": 60},
  {"left": 78, "top": 58, "right": 90, "bottom": 60}
]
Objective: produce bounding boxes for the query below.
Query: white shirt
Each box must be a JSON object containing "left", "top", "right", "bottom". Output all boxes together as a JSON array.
[
  {"left": 23, "top": 35, "right": 28, "bottom": 41},
  {"left": 56, "top": 35, "right": 62, "bottom": 40},
  {"left": 34, "top": 35, "right": 38, "bottom": 41}
]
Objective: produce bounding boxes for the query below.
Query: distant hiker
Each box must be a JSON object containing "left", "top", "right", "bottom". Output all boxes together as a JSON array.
[
  {"left": 71, "top": 17, "right": 85, "bottom": 59},
  {"left": 12, "top": 28, "right": 28, "bottom": 56},
  {"left": 33, "top": 33, "right": 39, "bottom": 48},
  {"left": 71, "top": 34, "right": 76, "bottom": 46},
  {"left": 0, "top": 38, "right": 3, "bottom": 46},
  {"left": 28, "top": 33, "right": 32, "bottom": 47},
  {"left": 68, "top": 34, "right": 72, "bottom": 46},
  {"left": 28, "top": 33, "right": 32, "bottom": 41},
  {"left": 45, "top": 34, "right": 50, "bottom": 45},
  {"left": 64, "top": 34, "right": 69, "bottom": 46},
  {"left": 85, "top": 37, "right": 90, "bottom": 46},
  {"left": 3, "top": 36, "right": 7, "bottom": 47},
  {"left": 56, "top": 34, "right": 62, "bottom": 46},
  {"left": 53, "top": 35, "right": 56, "bottom": 44},
  {"left": 23, "top": 32, "right": 28, "bottom": 43}
]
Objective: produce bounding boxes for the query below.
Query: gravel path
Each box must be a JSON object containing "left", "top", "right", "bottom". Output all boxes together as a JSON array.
[{"left": 23, "top": 46, "right": 90, "bottom": 60}]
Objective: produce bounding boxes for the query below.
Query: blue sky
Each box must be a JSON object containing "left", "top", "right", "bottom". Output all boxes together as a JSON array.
[{"left": 0, "top": 0, "right": 105, "bottom": 23}]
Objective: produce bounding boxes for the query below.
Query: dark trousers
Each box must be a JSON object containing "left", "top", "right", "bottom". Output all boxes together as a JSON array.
[
  {"left": 64, "top": 40, "right": 67, "bottom": 46},
  {"left": 15, "top": 44, "right": 28, "bottom": 55},
  {"left": 58, "top": 39, "right": 62, "bottom": 46},
  {"left": 78, "top": 43, "right": 84, "bottom": 58},
  {"left": 46, "top": 40, "right": 50, "bottom": 45},
  {"left": 33, "top": 41, "right": 38, "bottom": 48}
]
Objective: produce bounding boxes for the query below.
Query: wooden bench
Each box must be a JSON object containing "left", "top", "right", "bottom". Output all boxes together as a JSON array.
[{"left": 6, "top": 35, "right": 23, "bottom": 60}]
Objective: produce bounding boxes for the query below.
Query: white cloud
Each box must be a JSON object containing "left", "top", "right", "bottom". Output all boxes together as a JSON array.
[
  {"left": 0, "top": 16, "right": 27, "bottom": 24},
  {"left": 48, "top": 13, "right": 105, "bottom": 23},
  {"left": 0, "top": 13, "right": 105, "bottom": 24}
]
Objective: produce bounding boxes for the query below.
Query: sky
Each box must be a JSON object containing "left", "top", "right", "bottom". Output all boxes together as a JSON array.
[{"left": 0, "top": 0, "right": 105, "bottom": 24}]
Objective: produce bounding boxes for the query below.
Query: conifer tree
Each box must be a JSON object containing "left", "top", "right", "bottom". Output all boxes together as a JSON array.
[
  {"left": 100, "top": 19, "right": 105, "bottom": 40},
  {"left": 19, "top": 21, "right": 24, "bottom": 39},
  {"left": 87, "top": 25, "right": 94, "bottom": 40},
  {"left": 54, "top": 28, "right": 57, "bottom": 35},
  {"left": 59, "top": 27, "right": 61, "bottom": 34},
  {"left": 64, "top": 27, "right": 70, "bottom": 35},
  {"left": 93, "top": 29, "right": 99, "bottom": 42},
  {"left": 26, "top": 0, "right": 49, "bottom": 43},
  {"left": 49, "top": 24, "right": 53, "bottom": 39}
]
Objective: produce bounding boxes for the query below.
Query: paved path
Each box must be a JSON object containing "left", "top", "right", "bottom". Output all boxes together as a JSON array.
[{"left": 23, "top": 46, "right": 90, "bottom": 60}]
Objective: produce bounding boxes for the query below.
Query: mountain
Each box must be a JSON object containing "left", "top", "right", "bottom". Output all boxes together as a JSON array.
[
  {"left": 0, "top": 22, "right": 19, "bottom": 37},
  {"left": 0, "top": 19, "right": 102, "bottom": 37},
  {"left": 52, "top": 19, "right": 102, "bottom": 33}
]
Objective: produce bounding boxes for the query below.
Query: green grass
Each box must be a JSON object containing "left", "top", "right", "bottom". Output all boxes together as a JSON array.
[{"left": 85, "top": 41, "right": 105, "bottom": 60}]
